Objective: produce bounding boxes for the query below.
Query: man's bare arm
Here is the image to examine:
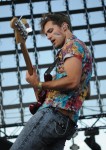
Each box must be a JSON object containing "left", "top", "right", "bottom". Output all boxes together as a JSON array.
[{"left": 41, "top": 57, "right": 82, "bottom": 91}]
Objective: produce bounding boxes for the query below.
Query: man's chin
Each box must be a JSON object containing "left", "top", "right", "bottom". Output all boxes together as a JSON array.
[{"left": 53, "top": 44, "right": 62, "bottom": 49}]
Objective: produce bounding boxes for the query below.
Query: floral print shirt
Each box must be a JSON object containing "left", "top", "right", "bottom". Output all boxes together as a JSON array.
[{"left": 39, "top": 35, "right": 92, "bottom": 122}]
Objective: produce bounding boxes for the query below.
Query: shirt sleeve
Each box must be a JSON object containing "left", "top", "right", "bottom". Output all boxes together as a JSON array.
[{"left": 63, "top": 41, "right": 85, "bottom": 62}]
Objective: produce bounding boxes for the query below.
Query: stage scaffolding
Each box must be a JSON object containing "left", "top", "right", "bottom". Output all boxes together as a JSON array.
[{"left": 0, "top": 0, "right": 106, "bottom": 146}]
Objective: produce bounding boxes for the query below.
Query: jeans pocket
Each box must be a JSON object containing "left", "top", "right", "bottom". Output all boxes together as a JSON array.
[
  {"left": 66, "top": 121, "right": 78, "bottom": 140},
  {"left": 54, "top": 116, "right": 69, "bottom": 136},
  {"left": 66, "top": 127, "right": 77, "bottom": 140}
]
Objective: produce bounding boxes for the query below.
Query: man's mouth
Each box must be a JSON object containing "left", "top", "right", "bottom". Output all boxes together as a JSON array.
[{"left": 51, "top": 39, "right": 55, "bottom": 44}]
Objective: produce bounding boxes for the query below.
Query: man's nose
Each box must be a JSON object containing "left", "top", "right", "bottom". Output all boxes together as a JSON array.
[{"left": 47, "top": 34, "right": 52, "bottom": 40}]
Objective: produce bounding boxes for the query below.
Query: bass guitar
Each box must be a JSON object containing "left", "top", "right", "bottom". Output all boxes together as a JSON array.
[{"left": 10, "top": 17, "right": 52, "bottom": 114}]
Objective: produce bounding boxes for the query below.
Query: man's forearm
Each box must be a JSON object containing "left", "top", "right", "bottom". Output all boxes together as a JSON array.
[{"left": 40, "top": 76, "right": 79, "bottom": 91}]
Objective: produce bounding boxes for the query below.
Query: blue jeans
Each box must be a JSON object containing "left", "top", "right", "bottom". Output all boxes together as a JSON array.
[{"left": 10, "top": 107, "right": 77, "bottom": 150}]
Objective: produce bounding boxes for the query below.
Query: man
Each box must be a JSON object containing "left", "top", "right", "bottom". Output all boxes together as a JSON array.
[{"left": 10, "top": 13, "right": 92, "bottom": 150}]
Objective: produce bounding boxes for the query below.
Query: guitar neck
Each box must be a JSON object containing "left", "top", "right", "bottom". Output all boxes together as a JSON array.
[{"left": 20, "top": 43, "right": 33, "bottom": 75}]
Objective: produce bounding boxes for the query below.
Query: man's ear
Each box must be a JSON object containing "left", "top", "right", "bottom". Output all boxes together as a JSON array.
[{"left": 62, "top": 22, "right": 68, "bottom": 31}]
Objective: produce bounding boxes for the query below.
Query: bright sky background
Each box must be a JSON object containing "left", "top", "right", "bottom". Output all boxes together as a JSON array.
[{"left": 0, "top": 0, "right": 106, "bottom": 149}]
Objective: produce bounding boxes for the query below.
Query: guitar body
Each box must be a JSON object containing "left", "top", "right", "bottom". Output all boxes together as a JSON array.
[{"left": 29, "top": 73, "right": 52, "bottom": 114}]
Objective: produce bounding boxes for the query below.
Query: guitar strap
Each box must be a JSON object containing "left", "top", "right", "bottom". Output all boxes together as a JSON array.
[{"left": 44, "top": 50, "right": 61, "bottom": 76}]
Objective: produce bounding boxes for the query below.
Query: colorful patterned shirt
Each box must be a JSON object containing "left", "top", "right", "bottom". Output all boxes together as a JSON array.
[{"left": 39, "top": 35, "right": 92, "bottom": 123}]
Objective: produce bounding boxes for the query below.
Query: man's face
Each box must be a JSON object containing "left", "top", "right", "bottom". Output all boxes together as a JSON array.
[{"left": 44, "top": 21, "right": 66, "bottom": 48}]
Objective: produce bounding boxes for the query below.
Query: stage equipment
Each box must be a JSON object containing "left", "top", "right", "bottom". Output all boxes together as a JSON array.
[
  {"left": 84, "top": 136, "right": 101, "bottom": 150},
  {"left": 70, "top": 143, "right": 79, "bottom": 150},
  {"left": 0, "top": 137, "right": 13, "bottom": 150}
]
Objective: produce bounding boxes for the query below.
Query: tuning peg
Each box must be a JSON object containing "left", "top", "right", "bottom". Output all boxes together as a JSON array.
[
  {"left": 15, "top": 22, "right": 18, "bottom": 26},
  {"left": 23, "top": 36, "right": 27, "bottom": 40},
  {"left": 20, "top": 32, "right": 24, "bottom": 35},
  {"left": 18, "top": 27, "right": 21, "bottom": 31}
]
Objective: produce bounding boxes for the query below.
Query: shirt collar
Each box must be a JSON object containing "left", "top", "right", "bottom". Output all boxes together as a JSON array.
[{"left": 65, "top": 34, "right": 77, "bottom": 44}]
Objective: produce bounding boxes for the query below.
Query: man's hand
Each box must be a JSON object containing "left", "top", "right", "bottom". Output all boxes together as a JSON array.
[{"left": 26, "top": 66, "right": 39, "bottom": 89}]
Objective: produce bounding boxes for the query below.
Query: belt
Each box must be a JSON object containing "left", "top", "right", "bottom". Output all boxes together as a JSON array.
[
  {"left": 51, "top": 107, "right": 77, "bottom": 127},
  {"left": 57, "top": 108, "right": 77, "bottom": 127},
  {"left": 56, "top": 108, "right": 74, "bottom": 120}
]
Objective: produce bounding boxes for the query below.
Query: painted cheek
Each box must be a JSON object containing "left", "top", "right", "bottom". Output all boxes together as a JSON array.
[{"left": 53, "top": 31, "right": 62, "bottom": 37}]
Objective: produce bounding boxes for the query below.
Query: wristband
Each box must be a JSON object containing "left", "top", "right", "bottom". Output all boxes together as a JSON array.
[{"left": 37, "top": 82, "right": 43, "bottom": 89}]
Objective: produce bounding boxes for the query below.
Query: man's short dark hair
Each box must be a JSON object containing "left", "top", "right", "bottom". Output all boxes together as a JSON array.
[{"left": 40, "top": 13, "right": 72, "bottom": 34}]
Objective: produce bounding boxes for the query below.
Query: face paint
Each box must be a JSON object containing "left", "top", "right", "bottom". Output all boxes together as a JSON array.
[{"left": 53, "top": 32, "right": 62, "bottom": 37}]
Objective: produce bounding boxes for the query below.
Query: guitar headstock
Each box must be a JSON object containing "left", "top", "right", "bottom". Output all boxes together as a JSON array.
[{"left": 10, "top": 17, "right": 28, "bottom": 44}]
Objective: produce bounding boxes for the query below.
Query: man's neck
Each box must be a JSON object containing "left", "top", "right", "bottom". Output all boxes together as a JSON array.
[
  {"left": 60, "top": 31, "right": 74, "bottom": 49},
  {"left": 65, "top": 31, "right": 73, "bottom": 43}
]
